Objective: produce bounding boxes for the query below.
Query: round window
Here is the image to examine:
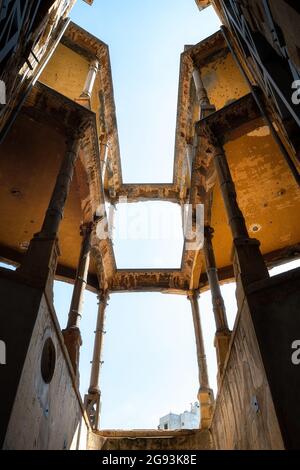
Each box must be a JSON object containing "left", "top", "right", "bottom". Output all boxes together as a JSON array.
[{"left": 41, "top": 337, "right": 56, "bottom": 384}]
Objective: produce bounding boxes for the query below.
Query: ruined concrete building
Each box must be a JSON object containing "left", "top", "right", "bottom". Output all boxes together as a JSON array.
[
  {"left": 0, "top": 0, "right": 300, "bottom": 450},
  {"left": 158, "top": 403, "right": 200, "bottom": 431}
]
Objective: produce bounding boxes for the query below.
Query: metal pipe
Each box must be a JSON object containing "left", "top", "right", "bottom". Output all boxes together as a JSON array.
[
  {"left": 89, "top": 292, "right": 108, "bottom": 394},
  {"left": 188, "top": 291, "right": 210, "bottom": 390}
]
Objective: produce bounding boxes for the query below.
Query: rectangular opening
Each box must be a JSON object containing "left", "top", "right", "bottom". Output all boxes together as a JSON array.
[{"left": 111, "top": 201, "right": 184, "bottom": 269}]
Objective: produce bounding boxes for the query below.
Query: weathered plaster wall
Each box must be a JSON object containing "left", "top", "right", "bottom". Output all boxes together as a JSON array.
[
  {"left": 39, "top": 40, "right": 106, "bottom": 145},
  {"left": 211, "top": 284, "right": 284, "bottom": 449},
  {"left": 212, "top": 267, "right": 300, "bottom": 449},
  {"left": 211, "top": 126, "right": 300, "bottom": 270},
  {"left": 201, "top": 52, "right": 250, "bottom": 110},
  {"left": 0, "top": 114, "right": 84, "bottom": 274},
  {"left": 0, "top": 273, "right": 43, "bottom": 447},
  {"left": 247, "top": 267, "right": 300, "bottom": 449},
  {"left": 88, "top": 429, "right": 214, "bottom": 451},
  {"left": 0, "top": 273, "right": 89, "bottom": 450},
  {"left": 40, "top": 44, "right": 90, "bottom": 103}
]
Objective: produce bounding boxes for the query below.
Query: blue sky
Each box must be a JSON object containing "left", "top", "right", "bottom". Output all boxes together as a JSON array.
[
  {"left": 112, "top": 201, "right": 184, "bottom": 269},
  {"left": 71, "top": 0, "right": 221, "bottom": 183}
]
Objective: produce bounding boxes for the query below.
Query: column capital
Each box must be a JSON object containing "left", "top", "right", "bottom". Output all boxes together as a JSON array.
[
  {"left": 198, "top": 123, "right": 224, "bottom": 156},
  {"left": 89, "top": 58, "right": 99, "bottom": 73},
  {"left": 80, "top": 221, "right": 94, "bottom": 237},
  {"left": 188, "top": 289, "right": 200, "bottom": 301},
  {"left": 98, "top": 290, "right": 109, "bottom": 305},
  {"left": 65, "top": 125, "right": 85, "bottom": 145}
]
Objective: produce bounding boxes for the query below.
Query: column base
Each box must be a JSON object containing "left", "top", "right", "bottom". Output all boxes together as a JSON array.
[
  {"left": 75, "top": 96, "right": 91, "bottom": 109},
  {"left": 17, "top": 234, "right": 60, "bottom": 302},
  {"left": 84, "top": 390, "right": 101, "bottom": 430},
  {"left": 62, "top": 326, "right": 82, "bottom": 384},
  {"left": 201, "top": 103, "right": 216, "bottom": 118},
  {"left": 232, "top": 237, "right": 269, "bottom": 289},
  {"left": 198, "top": 387, "right": 214, "bottom": 429},
  {"left": 214, "top": 329, "right": 232, "bottom": 385}
]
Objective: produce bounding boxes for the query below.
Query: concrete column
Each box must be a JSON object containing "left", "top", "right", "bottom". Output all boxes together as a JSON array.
[
  {"left": 17, "top": 133, "right": 81, "bottom": 297},
  {"left": 85, "top": 291, "right": 109, "bottom": 429},
  {"left": 62, "top": 222, "right": 92, "bottom": 379},
  {"left": 188, "top": 291, "right": 214, "bottom": 428},
  {"left": 100, "top": 142, "right": 109, "bottom": 182},
  {"left": 41, "top": 137, "right": 80, "bottom": 237},
  {"left": 204, "top": 225, "right": 231, "bottom": 381},
  {"left": 211, "top": 140, "right": 269, "bottom": 287},
  {"left": 192, "top": 68, "right": 216, "bottom": 118},
  {"left": 81, "top": 59, "right": 99, "bottom": 98}
]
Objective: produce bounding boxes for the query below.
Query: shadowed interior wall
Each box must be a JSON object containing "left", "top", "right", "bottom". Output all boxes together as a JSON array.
[
  {"left": 211, "top": 268, "right": 300, "bottom": 449},
  {"left": 0, "top": 271, "right": 89, "bottom": 450},
  {"left": 247, "top": 267, "right": 300, "bottom": 449},
  {"left": 211, "top": 289, "right": 284, "bottom": 450}
]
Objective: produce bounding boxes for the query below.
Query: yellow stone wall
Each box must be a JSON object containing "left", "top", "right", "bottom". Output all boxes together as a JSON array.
[
  {"left": 201, "top": 52, "right": 250, "bottom": 110},
  {"left": 193, "top": 43, "right": 300, "bottom": 271},
  {"left": 40, "top": 43, "right": 102, "bottom": 126},
  {"left": 40, "top": 44, "right": 89, "bottom": 102},
  {"left": 40, "top": 42, "right": 106, "bottom": 156}
]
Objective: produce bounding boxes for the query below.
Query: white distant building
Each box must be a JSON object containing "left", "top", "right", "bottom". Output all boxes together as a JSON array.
[{"left": 158, "top": 402, "right": 200, "bottom": 430}]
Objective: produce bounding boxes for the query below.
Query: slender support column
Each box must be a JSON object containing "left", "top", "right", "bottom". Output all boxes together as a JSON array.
[
  {"left": 204, "top": 225, "right": 231, "bottom": 381},
  {"left": 192, "top": 68, "right": 216, "bottom": 118},
  {"left": 40, "top": 137, "right": 80, "bottom": 237},
  {"left": 188, "top": 291, "right": 214, "bottom": 428},
  {"left": 81, "top": 59, "right": 99, "bottom": 98},
  {"left": 100, "top": 142, "right": 109, "bottom": 182},
  {"left": 85, "top": 291, "right": 109, "bottom": 429},
  {"left": 17, "top": 134, "right": 81, "bottom": 298},
  {"left": 62, "top": 222, "right": 92, "bottom": 379},
  {"left": 204, "top": 226, "right": 229, "bottom": 331},
  {"left": 89, "top": 292, "right": 108, "bottom": 393},
  {"left": 210, "top": 136, "right": 269, "bottom": 287}
]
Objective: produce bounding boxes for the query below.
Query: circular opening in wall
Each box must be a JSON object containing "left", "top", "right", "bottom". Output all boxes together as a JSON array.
[{"left": 41, "top": 337, "right": 56, "bottom": 384}]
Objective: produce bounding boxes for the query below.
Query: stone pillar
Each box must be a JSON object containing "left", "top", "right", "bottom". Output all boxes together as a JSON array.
[
  {"left": 188, "top": 291, "right": 214, "bottom": 429},
  {"left": 81, "top": 59, "right": 99, "bottom": 98},
  {"left": 204, "top": 225, "right": 231, "bottom": 381},
  {"left": 209, "top": 135, "right": 269, "bottom": 288},
  {"left": 62, "top": 222, "right": 92, "bottom": 380},
  {"left": 192, "top": 68, "right": 216, "bottom": 118},
  {"left": 85, "top": 291, "right": 109, "bottom": 429},
  {"left": 17, "top": 133, "right": 82, "bottom": 298}
]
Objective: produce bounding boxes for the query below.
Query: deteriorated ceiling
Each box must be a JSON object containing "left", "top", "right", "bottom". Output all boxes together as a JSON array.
[{"left": 0, "top": 25, "right": 299, "bottom": 295}]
